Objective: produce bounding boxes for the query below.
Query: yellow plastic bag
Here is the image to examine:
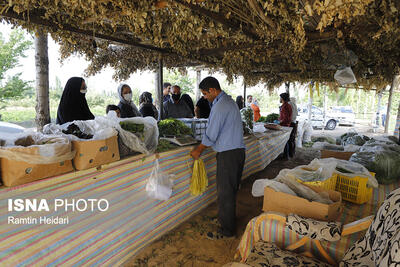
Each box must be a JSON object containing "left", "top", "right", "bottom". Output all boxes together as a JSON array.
[{"left": 190, "top": 159, "right": 208, "bottom": 196}]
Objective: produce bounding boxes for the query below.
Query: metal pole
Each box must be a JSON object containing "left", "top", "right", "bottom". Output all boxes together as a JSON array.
[
  {"left": 158, "top": 58, "right": 163, "bottom": 120},
  {"left": 376, "top": 90, "right": 383, "bottom": 127},
  {"left": 308, "top": 82, "right": 313, "bottom": 122}
]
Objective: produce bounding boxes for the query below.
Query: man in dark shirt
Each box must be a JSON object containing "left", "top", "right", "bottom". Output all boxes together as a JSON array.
[
  {"left": 195, "top": 96, "right": 211, "bottom": 118},
  {"left": 161, "top": 85, "right": 193, "bottom": 119},
  {"left": 163, "top": 82, "right": 171, "bottom": 102}
]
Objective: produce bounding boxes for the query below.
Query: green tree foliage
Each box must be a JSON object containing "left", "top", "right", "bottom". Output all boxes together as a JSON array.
[
  {"left": 164, "top": 69, "right": 195, "bottom": 95},
  {"left": 0, "top": 29, "right": 33, "bottom": 108}
]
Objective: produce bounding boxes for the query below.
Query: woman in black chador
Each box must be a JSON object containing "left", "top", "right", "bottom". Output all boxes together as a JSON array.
[{"left": 56, "top": 77, "right": 94, "bottom": 124}]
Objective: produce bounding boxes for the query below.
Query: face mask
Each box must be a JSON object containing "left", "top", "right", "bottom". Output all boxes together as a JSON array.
[
  {"left": 123, "top": 93, "right": 132, "bottom": 101},
  {"left": 80, "top": 89, "right": 87, "bottom": 94},
  {"left": 172, "top": 93, "right": 181, "bottom": 101}
]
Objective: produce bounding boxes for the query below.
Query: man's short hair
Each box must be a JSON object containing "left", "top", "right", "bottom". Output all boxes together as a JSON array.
[
  {"left": 199, "top": 76, "right": 221, "bottom": 92},
  {"left": 163, "top": 82, "right": 171, "bottom": 89},
  {"left": 247, "top": 95, "right": 253, "bottom": 99},
  {"left": 280, "top": 93, "right": 290, "bottom": 102},
  {"left": 106, "top": 104, "right": 120, "bottom": 113}
]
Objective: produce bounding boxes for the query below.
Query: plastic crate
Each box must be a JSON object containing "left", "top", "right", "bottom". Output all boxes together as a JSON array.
[
  {"left": 334, "top": 172, "right": 374, "bottom": 204},
  {"left": 296, "top": 172, "right": 337, "bottom": 191},
  {"left": 177, "top": 118, "right": 208, "bottom": 141}
]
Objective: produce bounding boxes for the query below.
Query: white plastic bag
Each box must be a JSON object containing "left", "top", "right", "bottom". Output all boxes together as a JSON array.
[
  {"left": 252, "top": 179, "right": 296, "bottom": 197},
  {"left": 95, "top": 115, "right": 159, "bottom": 155},
  {"left": 334, "top": 66, "right": 357, "bottom": 85},
  {"left": 296, "top": 120, "right": 306, "bottom": 148},
  {"left": 43, "top": 119, "right": 117, "bottom": 141},
  {"left": 275, "top": 158, "right": 337, "bottom": 183},
  {"left": 146, "top": 159, "right": 174, "bottom": 200},
  {"left": 303, "top": 121, "right": 313, "bottom": 143}
]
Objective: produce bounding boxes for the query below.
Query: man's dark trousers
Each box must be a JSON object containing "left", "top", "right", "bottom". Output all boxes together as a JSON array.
[{"left": 216, "top": 148, "right": 246, "bottom": 236}]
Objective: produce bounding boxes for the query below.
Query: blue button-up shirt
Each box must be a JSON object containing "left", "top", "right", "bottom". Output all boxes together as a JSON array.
[{"left": 202, "top": 91, "right": 245, "bottom": 152}]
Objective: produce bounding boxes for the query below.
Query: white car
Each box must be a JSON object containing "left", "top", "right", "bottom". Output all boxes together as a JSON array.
[
  {"left": 329, "top": 106, "right": 356, "bottom": 126},
  {"left": 297, "top": 105, "right": 339, "bottom": 130}
]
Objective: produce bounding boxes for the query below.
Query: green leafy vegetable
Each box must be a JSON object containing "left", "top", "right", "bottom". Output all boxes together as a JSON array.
[
  {"left": 120, "top": 121, "right": 144, "bottom": 133},
  {"left": 158, "top": 118, "right": 192, "bottom": 137},
  {"left": 156, "top": 139, "right": 178, "bottom": 153}
]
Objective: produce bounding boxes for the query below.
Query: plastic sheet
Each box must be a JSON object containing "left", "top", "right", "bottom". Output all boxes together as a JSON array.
[
  {"left": 251, "top": 179, "right": 296, "bottom": 197},
  {"left": 277, "top": 175, "right": 333, "bottom": 204},
  {"left": 296, "top": 120, "right": 306, "bottom": 148},
  {"left": 275, "top": 158, "right": 337, "bottom": 183},
  {"left": 319, "top": 158, "right": 378, "bottom": 188},
  {"left": 0, "top": 132, "right": 75, "bottom": 164},
  {"left": 334, "top": 66, "right": 357, "bottom": 85},
  {"left": 303, "top": 121, "right": 313, "bottom": 143},
  {"left": 350, "top": 141, "right": 400, "bottom": 184},
  {"left": 146, "top": 159, "right": 174, "bottom": 200}
]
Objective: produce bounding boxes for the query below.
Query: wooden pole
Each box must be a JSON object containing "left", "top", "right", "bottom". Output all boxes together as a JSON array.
[
  {"left": 395, "top": 100, "right": 400, "bottom": 139},
  {"left": 243, "top": 82, "right": 247, "bottom": 106},
  {"left": 376, "top": 90, "right": 383, "bottom": 127},
  {"left": 158, "top": 58, "right": 163, "bottom": 120},
  {"left": 195, "top": 69, "right": 201, "bottom": 102},
  {"left": 385, "top": 76, "right": 397, "bottom": 133},
  {"left": 308, "top": 82, "right": 313, "bottom": 122},
  {"left": 34, "top": 30, "right": 50, "bottom": 131},
  {"left": 323, "top": 84, "right": 327, "bottom": 122},
  {"left": 371, "top": 90, "right": 376, "bottom": 125},
  {"left": 285, "top": 82, "right": 290, "bottom": 94}
]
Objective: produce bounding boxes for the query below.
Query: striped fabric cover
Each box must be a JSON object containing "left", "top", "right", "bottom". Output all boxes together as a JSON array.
[
  {"left": 0, "top": 128, "right": 291, "bottom": 266},
  {"left": 394, "top": 115, "right": 400, "bottom": 137},
  {"left": 236, "top": 180, "right": 400, "bottom": 263}
]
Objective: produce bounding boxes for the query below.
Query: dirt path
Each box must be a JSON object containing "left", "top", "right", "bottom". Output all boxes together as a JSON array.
[{"left": 126, "top": 148, "right": 319, "bottom": 267}]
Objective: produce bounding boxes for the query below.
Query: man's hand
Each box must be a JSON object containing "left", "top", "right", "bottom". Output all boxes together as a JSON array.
[{"left": 190, "top": 144, "right": 207, "bottom": 160}]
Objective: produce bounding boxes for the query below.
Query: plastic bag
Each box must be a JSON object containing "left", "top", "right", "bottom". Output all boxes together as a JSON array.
[
  {"left": 302, "top": 121, "right": 313, "bottom": 143},
  {"left": 277, "top": 175, "right": 333, "bottom": 204},
  {"left": 0, "top": 132, "right": 75, "bottom": 164},
  {"left": 190, "top": 159, "right": 208, "bottom": 196},
  {"left": 146, "top": 159, "right": 174, "bottom": 200},
  {"left": 319, "top": 158, "right": 378, "bottom": 188},
  {"left": 43, "top": 119, "right": 117, "bottom": 141},
  {"left": 334, "top": 66, "right": 357, "bottom": 85},
  {"left": 252, "top": 179, "right": 296, "bottom": 197},
  {"left": 296, "top": 120, "right": 305, "bottom": 148},
  {"left": 275, "top": 158, "right": 337, "bottom": 183},
  {"left": 350, "top": 141, "right": 400, "bottom": 184}
]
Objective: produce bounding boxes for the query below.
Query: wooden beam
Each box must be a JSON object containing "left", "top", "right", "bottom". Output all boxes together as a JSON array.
[
  {"left": 0, "top": 9, "right": 170, "bottom": 54},
  {"left": 173, "top": 0, "right": 259, "bottom": 40},
  {"left": 158, "top": 58, "right": 164, "bottom": 120}
]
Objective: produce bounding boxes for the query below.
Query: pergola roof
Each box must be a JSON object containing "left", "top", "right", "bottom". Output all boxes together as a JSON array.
[{"left": 1, "top": 0, "right": 400, "bottom": 89}]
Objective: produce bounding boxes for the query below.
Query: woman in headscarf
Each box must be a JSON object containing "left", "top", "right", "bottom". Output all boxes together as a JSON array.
[
  {"left": 56, "top": 77, "right": 94, "bottom": 124},
  {"left": 139, "top": 91, "right": 158, "bottom": 119},
  {"left": 236, "top": 95, "right": 244, "bottom": 110},
  {"left": 117, "top": 83, "right": 142, "bottom": 118}
]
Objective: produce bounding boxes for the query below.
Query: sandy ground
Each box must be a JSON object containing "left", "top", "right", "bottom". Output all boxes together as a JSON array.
[{"left": 125, "top": 147, "right": 319, "bottom": 267}]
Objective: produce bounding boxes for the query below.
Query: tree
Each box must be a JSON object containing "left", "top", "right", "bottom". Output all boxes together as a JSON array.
[
  {"left": 163, "top": 69, "right": 195, "bottom": 95},
  {"left": 0, "top": 29, "right": 33, "bottom": 109}
]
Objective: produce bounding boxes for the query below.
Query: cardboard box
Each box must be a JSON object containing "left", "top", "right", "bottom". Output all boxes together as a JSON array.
[
  {"left": 321, "top": 150, "right": 354, "bottom": 160},
  {"left": 72, "top": 135, "right": 120, "bottom": 170},
  {"left": 262, "top": 184, "right": 343, "bottom": 221},
  {"left": 1, "top": 158, "right": 73, "bottom": 187}
]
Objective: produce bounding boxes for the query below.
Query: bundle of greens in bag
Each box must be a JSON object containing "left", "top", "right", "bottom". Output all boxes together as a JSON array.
[
  {"left": 240, "top": 107, "right": 253, "bottom": 135},
  {"left": 350, "top": 141, "right": 400, "bottom": 184},
  {"left": 158, "top": 118, "right": 192, "bottom": 136},
  {"left": 120, "top": 121, "right": 145, "bottom": 141}
]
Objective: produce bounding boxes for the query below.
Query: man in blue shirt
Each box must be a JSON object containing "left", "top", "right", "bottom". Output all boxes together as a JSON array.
[{"left": 191, "top": 76, "right": 245, "bottom": 239}]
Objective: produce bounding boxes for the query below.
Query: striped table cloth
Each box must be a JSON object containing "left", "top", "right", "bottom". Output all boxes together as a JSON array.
[
  {"left": 236, "top": 180, "right": 400, "bottom": 263},
  {"left": 0, "top": 128, "right": 291, "bottom": 266}
]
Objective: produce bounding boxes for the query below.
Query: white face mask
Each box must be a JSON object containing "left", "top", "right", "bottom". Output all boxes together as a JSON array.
[
  {"left": 123, "top": 93, "right": 132, "bottom": 101},
  {"left": 80, "top": 89, "right": 87, "bottom": 94}
]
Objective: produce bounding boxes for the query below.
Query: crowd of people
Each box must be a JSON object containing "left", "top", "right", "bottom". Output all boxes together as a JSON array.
[{"left": 56, "top": 77, "right": 212, "bottom": 125}]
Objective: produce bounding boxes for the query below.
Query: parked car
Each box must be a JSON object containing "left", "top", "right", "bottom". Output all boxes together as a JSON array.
[
  {"left": 297, "top": 105, "right": 339, "bottom": 130},
  {"left": 329, "top": 106, "right": 356, "bottom": 126}
]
